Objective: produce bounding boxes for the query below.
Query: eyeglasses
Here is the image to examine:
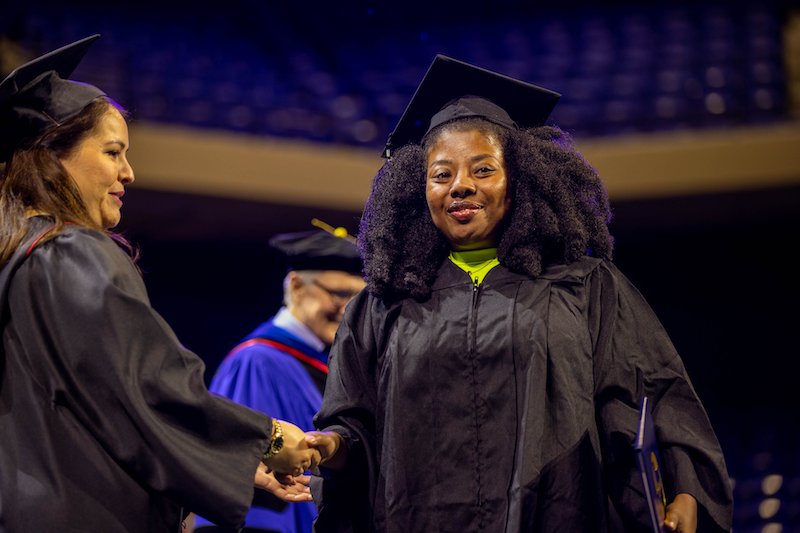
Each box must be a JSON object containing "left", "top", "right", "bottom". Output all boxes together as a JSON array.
[{"left": 312, "top": 280, "right": 359, "bottom": 306}]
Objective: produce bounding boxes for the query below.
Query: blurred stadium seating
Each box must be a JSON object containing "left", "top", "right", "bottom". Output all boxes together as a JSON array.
[{"left": 1, "top": 0, "right": 792, "bottom": 147}]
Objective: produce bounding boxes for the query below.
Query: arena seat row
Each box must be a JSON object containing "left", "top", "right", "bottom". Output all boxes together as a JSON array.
[{"left": 2, "top": 1, "right": 788, "bottom": 147}]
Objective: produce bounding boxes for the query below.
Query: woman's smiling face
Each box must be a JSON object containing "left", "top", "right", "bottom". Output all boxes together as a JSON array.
[
  {"left": 59, "top": 107, "right": 134, "bottom": 229},
  {"left": 425, "top": 128, "right": 511, "bottom": 251}
]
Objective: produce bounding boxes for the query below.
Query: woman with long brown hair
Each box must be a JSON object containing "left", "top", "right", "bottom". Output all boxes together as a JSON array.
[{"left": 0, "top": 36, "right": 317, "bottom": 533}]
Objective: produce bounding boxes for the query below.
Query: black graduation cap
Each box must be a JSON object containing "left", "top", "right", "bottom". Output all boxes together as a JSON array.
[
  {"left": 0, "top": 35, "right": 105, "bottom": 163},
  {"left": 269, "top": 230, "right": 362, "bottom": 274},
  {"left": 383, "top": 55, "right": 561, "bottom": 158}
]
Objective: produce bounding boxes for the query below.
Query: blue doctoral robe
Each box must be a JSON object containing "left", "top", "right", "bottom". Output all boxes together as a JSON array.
[{"left": 195, "top": 318, "right": 326, "bottom": 532}]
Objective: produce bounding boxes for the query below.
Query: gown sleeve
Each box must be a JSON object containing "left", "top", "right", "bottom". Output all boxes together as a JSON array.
[
  {"left": 11, "top": 228, "right": 272, "bottom": 528},
  {"left": 311, "top": 290, "right": 380, "bottom": 533},
  {"left": 589, "top": 261, "right": 733, "bottom": 532}
]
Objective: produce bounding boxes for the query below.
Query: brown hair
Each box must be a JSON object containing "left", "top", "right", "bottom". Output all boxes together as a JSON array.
[{"left": 0, "top": 97, "right": 138, "bottom": 268}]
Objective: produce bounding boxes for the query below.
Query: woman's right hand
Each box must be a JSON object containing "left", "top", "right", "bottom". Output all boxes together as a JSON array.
[
  {"left": 305, "top": 431, "right": 347, "bottom": 471},
  {"left": 262, "top": 420, "right": 321, "bottom": 476}
]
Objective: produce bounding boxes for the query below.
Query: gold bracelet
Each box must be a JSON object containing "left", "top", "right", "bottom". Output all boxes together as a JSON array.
[{"left": 262, "top": 420, "right": 284, "bottom": 461}]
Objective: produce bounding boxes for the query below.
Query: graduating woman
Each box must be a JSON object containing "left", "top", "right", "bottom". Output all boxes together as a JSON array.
[
  {"left": 0, "top": 36, "right": 318, "bottom": 533},
  {"left": 309, "top": 56, "right": 733, "bottom": 532}
]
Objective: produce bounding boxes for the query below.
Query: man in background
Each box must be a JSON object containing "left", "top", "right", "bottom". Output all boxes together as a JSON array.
[{"left": 193, "top": 229, "right": 365, "bottom": 533}]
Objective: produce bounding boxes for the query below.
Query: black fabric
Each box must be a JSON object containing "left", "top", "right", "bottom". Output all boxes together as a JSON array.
[
  {"left": 0, "top": 218, "right": 273, "bottom": 532},
  {"left": 0, "top": 35, "right": 105, "bottom": 162},
  {"left": 298, "top": 358, "right": 328, "bottom": 395},
  {"left": 383, "top": 55, "right": 561, "bottom": 157},
  {"left": 269, "top": 230, "right": 362, "bottom": 274},
  {"left": 312, "top": 258, "right": 733, "bottom": 533},
  {"left": 428, "top": 95, "right": 517, "bottom": 135}
]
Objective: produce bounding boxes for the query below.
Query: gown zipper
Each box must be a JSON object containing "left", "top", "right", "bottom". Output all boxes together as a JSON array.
[{"left": 468, "top": 271, "right": 483, "bottom": 521}]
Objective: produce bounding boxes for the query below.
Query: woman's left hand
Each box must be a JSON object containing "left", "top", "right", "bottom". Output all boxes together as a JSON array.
[
  {"left": 664, "top": 492, "right": 697, "bottom": 532},
  {"left": 254, "top": 462, "right": 312, "bottom": 502}
]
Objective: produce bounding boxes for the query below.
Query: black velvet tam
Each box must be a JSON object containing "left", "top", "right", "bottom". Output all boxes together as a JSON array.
[
  {"left": 383, "top": 54, "right": 561, "bottom": 157},
  {"left": 269, "top": 230, "right": 362, "bottom": 274},
  {"left": 0, "top": 35, "right": 104, "bottom": 162}
]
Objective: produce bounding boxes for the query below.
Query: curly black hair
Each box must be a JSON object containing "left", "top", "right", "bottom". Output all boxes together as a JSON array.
[{"left": 359, "top": 118, "right": 614, "bottom": 301}]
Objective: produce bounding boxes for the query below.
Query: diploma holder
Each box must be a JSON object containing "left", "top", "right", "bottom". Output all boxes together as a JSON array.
[{"left": 635, "top": 396, "right": 668, "bottom": 533}]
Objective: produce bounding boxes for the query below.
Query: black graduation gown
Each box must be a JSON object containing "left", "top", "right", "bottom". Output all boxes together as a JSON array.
[
  {"left": 312, "top": 257, "right": 732, "bottom": 533},
  {"left": 0, "top": 219, "right": 273, "bottom": 533}
]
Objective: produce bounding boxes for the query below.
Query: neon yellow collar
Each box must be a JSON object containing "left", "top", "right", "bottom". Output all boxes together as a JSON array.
[{"left": 449, "top": 248, "right": 499, "bottom": 286}]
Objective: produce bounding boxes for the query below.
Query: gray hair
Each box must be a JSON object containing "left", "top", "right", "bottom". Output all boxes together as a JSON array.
[{"left": 282, "top": 270, "right": 322, "bottom": 307}]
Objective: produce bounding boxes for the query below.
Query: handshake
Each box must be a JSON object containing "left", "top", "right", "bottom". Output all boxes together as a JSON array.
[{"left": 253, "top": 419, "right": 345, "bottom": 503}]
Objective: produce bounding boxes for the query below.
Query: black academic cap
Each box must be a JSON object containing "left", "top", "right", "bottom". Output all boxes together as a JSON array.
[
  {"left": 383, "top": 55, "right": 561, "bottom": 157},
  {"left": 269, "top": 230, "right": 362, "bottom": 274},
  {"left": 0, "top": 35, "right": 105, "bottom": 162}
]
